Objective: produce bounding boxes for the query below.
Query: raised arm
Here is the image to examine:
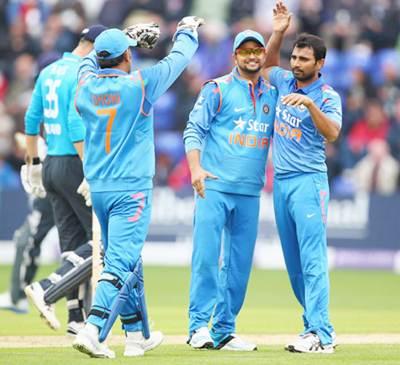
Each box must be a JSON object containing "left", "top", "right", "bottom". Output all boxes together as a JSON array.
[
  {"left": 263, "top": 1, "right": 291, "bottom": 79},
  {"left": 141, "top": 17, "right": 203, "bottom": 105},
  {"left": 78, "top": 50, "right": 98, "bottom": 83}
]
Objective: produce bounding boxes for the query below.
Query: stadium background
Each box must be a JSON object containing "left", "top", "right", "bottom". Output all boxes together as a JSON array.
[
  {"left": 0, "top": 0, "right": 400, "bottom": 271},
  {"left": 0, "top": 2, "right": 399, "bottom": 363}
]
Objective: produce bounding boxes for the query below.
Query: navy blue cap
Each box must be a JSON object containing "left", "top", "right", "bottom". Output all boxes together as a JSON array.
[
  {"left": 80, "top": 24, "right": 107, "bottom": 42},
  {"left": 233, "top": 29, "right": 265, "bottom": 52},
  {"left": 37, "top": 51, "right": 61, "bottom": 72},
  {"left": 95, "top": 28, "right": 137, "bottom": 60}
]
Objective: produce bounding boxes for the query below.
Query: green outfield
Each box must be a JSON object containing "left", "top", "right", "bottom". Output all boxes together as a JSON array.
[{"left": 0, "top": 265, "right": 399, "bottom": 364}]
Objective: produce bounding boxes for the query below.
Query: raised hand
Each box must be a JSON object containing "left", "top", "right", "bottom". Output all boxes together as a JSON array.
[
  {"left": 124, "top": 22, "right": 161, "bottom": 49},
  {"left": 176, "top": 16, "right": 205, "bottom": 33},
  {"left": 273, "top": 1, "right": 292, "bottom": 33}
]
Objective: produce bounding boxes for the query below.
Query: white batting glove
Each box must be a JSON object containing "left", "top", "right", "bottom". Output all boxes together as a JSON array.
[
  {"left": 124, "top": 22, "right": 161, "bottom": 49},
  {"left": 173, "top": 16, "right": 204, "bottom": 41},
  {"left": 24, "top": 163, "right": 46, "bottom": 198},
  {"left": 20, "top": 164, "right": 32, "bottom": 194},
  {"left": 77, "top": 178, "right": 92, "bottom": 207}
]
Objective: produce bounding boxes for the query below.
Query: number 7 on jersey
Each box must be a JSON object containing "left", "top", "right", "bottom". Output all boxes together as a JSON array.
[{"left": 97, "top": 108, "right": 117, "bottom": 154}]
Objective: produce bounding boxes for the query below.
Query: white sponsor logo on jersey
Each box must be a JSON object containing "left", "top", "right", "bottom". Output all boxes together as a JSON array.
[{"left": 233, "top": 117, "right": 269, "bottom": 133}]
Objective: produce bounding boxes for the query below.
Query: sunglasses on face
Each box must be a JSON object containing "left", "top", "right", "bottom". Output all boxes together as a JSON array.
[{"left": 235, "top": 47, "right": 265, "bottom": 57}]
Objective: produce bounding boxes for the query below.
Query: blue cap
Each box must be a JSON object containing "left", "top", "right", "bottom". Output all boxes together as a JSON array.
[
  {"left": 94, "top": 28, "right": 137, "bottom": 60},
  {"left": 233, "top": 30, "right": 265, "bottom": 52},
  {"left": 80, "top": 24, "right": 107, "bottom": 42}
]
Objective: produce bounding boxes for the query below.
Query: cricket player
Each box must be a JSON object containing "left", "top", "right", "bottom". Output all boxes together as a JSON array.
[
  {"left": 263, "top": 2, "right": 342, "bottom": 353},
  {"left": 23, "top": 25, "right": 107, "bottom": 336},
  {"left": 72, "top": 17, "right": 202, "bottom": 358},
  {"left": 0, "top": 134, "right": 54, "bottom": 314},
  {"left": 183, "top": 21, "right": 282, "bottom": 349}
]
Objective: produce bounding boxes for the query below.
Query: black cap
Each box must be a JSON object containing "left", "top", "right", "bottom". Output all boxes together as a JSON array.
[{"left": 80, "top": 24, "right": 107, "bottom": 42}]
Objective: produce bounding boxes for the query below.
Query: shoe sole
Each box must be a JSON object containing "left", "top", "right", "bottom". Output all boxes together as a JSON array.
[
  {"left": 191, "top": 341, "right": 214, "bottom": 350},
  {"left": 219, "top": 346, "right": 257, "bottom": 351},
  {"left": 25, "top": 286, "right": 60, "bottom": 330},
  {"left": 73, "top": 342, "right": 109, "bottom": 358},
  {"left": 287, "top": 346, "right": 334, "bottom": 354}
]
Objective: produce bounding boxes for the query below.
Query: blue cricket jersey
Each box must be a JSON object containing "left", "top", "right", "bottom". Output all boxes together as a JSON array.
[
  {"left": 269, "top": 67, "right": 342, "bottom": 176},
  {"left": 184, "top": 68, "right": 277, "bottom": 196},
  {"left": 76, "top": 30, "right": 198, "bottom": 192},
  {"left": 25, "top": 52, "right": 85, "bottom": 156}
]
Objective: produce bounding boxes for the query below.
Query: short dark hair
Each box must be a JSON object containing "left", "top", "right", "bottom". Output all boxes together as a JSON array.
[
  {"left": 292, "top": 33, "right": 326, "bottom": 61},
  {"left": 97, "top": 53, "right": 125, "bottom": 68}
]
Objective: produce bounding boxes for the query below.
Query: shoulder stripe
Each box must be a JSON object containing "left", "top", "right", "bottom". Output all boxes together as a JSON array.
[
  {"left": 203, "top": 80, "right": 222, "bottom": 113},
  {"left": 137, "top": 70, "right": 149, "bottom": 117}
]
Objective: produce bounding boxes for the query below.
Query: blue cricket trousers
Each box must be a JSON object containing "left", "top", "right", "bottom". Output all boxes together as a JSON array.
[
  {"left": 88, "top": 189, "right": 152, "bottom": 332},
  {"left": 189, "top": 189, "right": 259, "bottom": 343},
  {"left": 273, "top": 172, "right": 334, "bottom": 345}
]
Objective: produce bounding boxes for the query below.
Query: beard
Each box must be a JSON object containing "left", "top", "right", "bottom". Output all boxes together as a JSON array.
[
  {"left": 292, "top": 68, "right": 316, "bottom": 82},
  {"left": 238, "top": 63, "right": 261, "bottom": 74}
]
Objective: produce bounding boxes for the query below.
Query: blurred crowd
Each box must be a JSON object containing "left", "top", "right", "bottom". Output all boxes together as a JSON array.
[{"left": 1, "top": 0, "right": 400, "bottom": 197}]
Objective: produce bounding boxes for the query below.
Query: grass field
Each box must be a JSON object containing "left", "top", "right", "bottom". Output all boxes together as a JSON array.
[{"left": 0, "top": 265, "right": 399, "bottom": 364}]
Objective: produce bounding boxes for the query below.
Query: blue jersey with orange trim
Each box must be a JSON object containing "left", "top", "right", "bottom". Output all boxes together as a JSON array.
[
  {"left": 269, "top": 66, "right": 342, "bottom": 176},
  {"left": 25, "top": 52, "right": 85, "bottom": 156},
  {"left": 75, "top": 30, "right": 198, "bottom": 192},
  {"left": 184, "top": 68, "right": 277, "bottom": 196}
]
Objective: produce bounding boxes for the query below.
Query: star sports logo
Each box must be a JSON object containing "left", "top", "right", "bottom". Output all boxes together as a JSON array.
[
  {"left": 233, "top": 117, "right": 269, "bottom": 133},
  {"left": 234, "top": 116, "right": 246, "bottom": 130}
]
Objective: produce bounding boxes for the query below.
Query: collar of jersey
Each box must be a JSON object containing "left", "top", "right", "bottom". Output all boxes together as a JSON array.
[
  {"left": 293, "top": 73, "right": 325, "bottom": 94},
  {"left": 62, "top": 52, "right": 81, "bottom": 62},
  {"left": 232, "top": 67, "right": 264, "bottom": 93},
  {"left": 97, "top": 68, "right": 128, "bottom": 76}
]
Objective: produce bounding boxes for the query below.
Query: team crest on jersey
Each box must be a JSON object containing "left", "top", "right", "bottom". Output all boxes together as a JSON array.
[{"left": 263, "top": 104, "right": 270, "bottom": 114}]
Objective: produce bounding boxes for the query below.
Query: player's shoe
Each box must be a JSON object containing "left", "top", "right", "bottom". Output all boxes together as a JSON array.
[
  {"left": 286, "top": 332, "right": 335, "bottom": 354},
  {"left": 24, "top": 282, "right": 60, "bottom": 330},
  {"left": 331, "top": 331, "right": 338, "bottom": 347},
  {"left": 285, "top": 331, "right": 337, "bottom": 351},
  {"left": 187, "top": 327, "right": 214, "bottom": 349},
  {"left": 73, "top": 323, "right": 115, "bottom": 359},
  {"left": 215, "top": 334, "right": 257, "bottom": 351},
  {"left": 124, "top": 331, "right": 164, "bottom": 357},
  {"left": 0, "top": 292, "right": 29, "bottom": 314},
  {"left": 67, "top": 321, "right": 85, "bottom": 337}
]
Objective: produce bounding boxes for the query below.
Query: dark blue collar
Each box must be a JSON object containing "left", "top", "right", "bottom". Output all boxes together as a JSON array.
[
  {"left": 232, "top": 67, "right": 264, "bottom": 91},
  {"left": 97, "top": 68, "right": 129, "bottom": 76},
  {"left": 294, "top": 73, "right": 324, "bottom": 94}
]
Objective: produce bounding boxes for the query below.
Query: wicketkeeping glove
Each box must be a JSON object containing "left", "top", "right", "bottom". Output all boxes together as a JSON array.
[
  {"left": 77, "top": 178, "right": 92, "bottom": 207},
  {"left": 124, "top": 22, "right": 161, "bottom": 49},
  {"left": 173, "top": 16, "right": 204, "bottom": 41}
]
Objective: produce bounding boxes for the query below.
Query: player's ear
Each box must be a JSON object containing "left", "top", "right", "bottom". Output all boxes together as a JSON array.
[
  {"left": 232, "top": 53, "right": 237, "bottom": 66},
  {"left": 124, "top": 50, "right": 131, "bottom": 63},
  {"left": 317, "top": 58, "right": 325, "bottom": 71}
]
